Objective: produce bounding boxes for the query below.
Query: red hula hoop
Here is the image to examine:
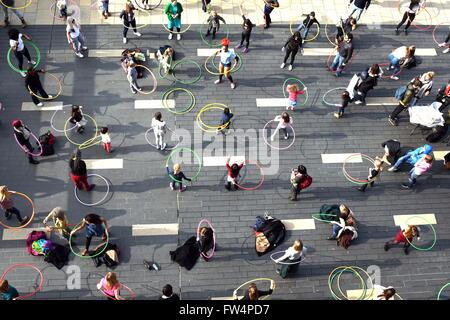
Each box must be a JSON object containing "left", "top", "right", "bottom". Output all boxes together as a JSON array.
[
  {"left": 0, "top": 264, "right": 44, "bottom": 300},
  {"left": 234, "top": 161, "right": 265, "bottom": 191},
  {"left": 378, "top": 62, "right": 402, "bottom": 79},
  {"left": 412, "top": 7, "right": 433, "bottom": 31},
  {"left": 197, "top": 218, "right": 216, "bottom": 260},
  {"left": 100, "top": 284, "right": 137, "bottom": 300},
  {"left": 326, "top": 51, "right": 355, "bottom": 73},
  {"left": 14, "top": 131, "right": 43, "bottom": 157}
]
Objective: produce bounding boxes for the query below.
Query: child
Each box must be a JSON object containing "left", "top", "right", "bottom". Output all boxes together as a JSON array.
[
  {"left": 43, "top": 207, "right": 71, "bottom": 240},
  {"left": 205, "top": 11, "right": 226, "bottom": 40},
  {"left": 69, "top": 105, "right": 87, "bottom": 133},
  {"left": 0, "top": 185, "right": 29, "bottom": 226},
  {"left": 151, "top": 112, "right": 167, "bottom": 150},
  {"left": 384, "top": 224, "right": 420, "bottom": 255},
  {"left": 334, "top": 90, "right": 351, "bottom": 119},
  {"left": 297, "top": 11, "right": 320, "bottom": 41},
  {"left": 286, "top": 84, "right": 306, "bottom": 110},
  {"left": 217, "top": 108, "right": 233, "bottom": 135},
  {"left": 358, "top": 158, "right": 384, "bottom": 192},
  {"left": 0, "top": 279, "right": 19, "bottom": 300},
  {"left": 96, "top": 272, "right": 124, "bottom": 300},
  {"left": 270, "top": 112, "right": 293, "bottom": 141},
  {"left": 166, "top": 163, "right": 191, "bottom": 192},
  {"left": 57, "top": 0, "right": 70, "bottom": 20},
  {"left": 100, "top": 127, "right": 112, "bottom": 153},
  {"left": 235, "top": 5, "right": 254, "bottom": 53},
  {"left": 156, "top": 46, "right": 174, "bottom": 75},
  {"left": 141, "top": 0, "right": 149, "bottom": 10},
  {"left": 225, "top": 157, "right": 244, "bottom": 191}
]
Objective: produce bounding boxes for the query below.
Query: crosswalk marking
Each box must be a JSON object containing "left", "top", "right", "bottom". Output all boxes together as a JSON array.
[
  {"left": 433, "top": 151, "right": 449, "bottom": 161},
  {"left": 256, "top": 98, "right": 288, "bottom": 107},
  {"left": 132, "top": 223, "right": 179, "bottom": 236},
  {"left": 203, "top": 156, "right": 246, "bottom": 167},
  {"left": 282, "top": 219, "right": 316, "bottom": 230},
  {"left": 321, "top": 153, "right": 363, "bottom": 163},
  {"left": 134, "top": 100, "right": 175, "bottom": 109},
  {"left": 415, "top": 48, "right": 437, "bottom": 56},
  {"left": 303, "top": 48, "right": 333, "bottom": 56},
  {"left": 197, "top": 48, "right": 220, "bottom": 56},
  {"left": 2, "top": 227, "right": 46, "bottom": 241},
  {"left": 393, "top": 214, "right": 437, "bottom": 226},
  {"left": 21, "top": 102, "right": 63, "bottom": 111},
  {"left": 84, "top": 159, "right": 123, "bottom": 170},
  {"left": 365, "top": 97, "right": 397, "bottom": 106},
  {"left": 88, "top": 49, "right": 123, "bottom": 58}
]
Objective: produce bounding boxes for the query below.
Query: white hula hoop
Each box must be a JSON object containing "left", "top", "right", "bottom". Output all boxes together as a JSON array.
[
  {"left": 50, "top": 109, "right": 77, "bottom": 133},
  {"left": 144, "top": 127, "right": 181, "bottom": 151},
  {"left": 74, "top": 174, "right": 110, "bottom": 207},
  {"left": 270, "top": 251, "right": 304, "bottom": 265},
  {"left": 262, "top": 120, "right": 296, "bottom": 150}
]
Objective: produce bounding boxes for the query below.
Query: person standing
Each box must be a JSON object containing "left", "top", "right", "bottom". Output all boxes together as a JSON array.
[
  {"left": 71, "top": 213, "right": 109, "bottom": 256},
  {"left": 401, "top": 154, "right": 433, "bottom": 189},
  {"left": 330, "top": 33, "right": 354, "bottom": 77},
  {"left": 25, "top": 67, "right": 52, "bottom": 107},
  {"left": 69, "top": 105, "right": 87, "bottom": 133},
  {"left": 388, "top": 78, "right": 422, "bottom": 126},
  {"left": 0, "top": 185, "right": 29, "bottom": 226},
  {"left": 205, "top": 10, "right": 226, "bottom": 40},
  {"left": 234, "top": 281, "right": 275, "bottom": 300},
  {"left": 348, "top": 0, "right": 371, "bottom": 26},
  {"left": 290, "top": 165, "right": 312, "bottom": 201},
  {"left": 217, "top": 107, "right": 233, "bottom": 135},
  {"left": 151, "top": 112, "right": 167, "bottom": 150},
  {"left": 96, "top": 272, "right": 124, "bottom": 300},
  {"left": 296, "top": 12, "right": 320, "bottom": 41},
  {"left": 333, "top": 90, "right": 351, "bottom": 119},
  {"left": 120, "top": 1, "right": 142, "bottom": 44},
  {"left": 156, "top": 46, "right": 174, "bottom": 75},
  {"left": 100, "top": 127, "right": 112, "bottom": 153},
  {"left": 263, "top": 0, "right": 279, "bottom": 29},
  {"left": 0, "top": 280, "right": 19, "bottom": 300},
  {"left": 8, "top": 28, "right": 35, "bottom": 77},
  {"left": 2, "top": 0, "right": 27, "bottom": 28},
  {"left": 225, "top": 156, "right": 244, "bottom": 191},
  {"left": 270, "top": 112, "right": 293, "bottom": 141},
  {"left": 69, "top": 149, "right": 95, "bottom": 192},
  {"left": 159, "top": 284, "right": 180, "bottom": 300},
  {"left": 214, "top": 38, "right": 239, "bottom": 89},
  {"left": 274, "top": 239, "right": 307, "bottom": 278},
  {"left": 235, "top": 4, "right": 254, "bottom": 53},
  {"left": 164, "top": 0, "right": 183, "bottom": 40},
  {"left": 438, "top": 31, "right": 450, "bottom": 54},
  {"left": 201, "top": 0, "right": 211, "bottom": 13},
  {"left": 386, "top": 45, "right": 416, "bottom": 80},
  {"left": 396, "top": 0, "right": 425, "bottom": 35},
  {"left": 353, "top": 64, "right": 383, "bottom": 104},
  {"left": 358, "top": 158, "right": 384, "bottom": 192},
  {"left": 410, "top": 71, "right": 434, "bottom": 106},
  {"left": 280, "top": 31, "right": 303, "bottom": 71},
  {"left": 66, "top": 17, "right": 88, "bottom": 58},
  {"left": 384, "top": 224, "right": 420, "bottom": 255},
  {"left": 100, "top": 0, "right": 111, "bottom": 19},
  {"left": 127, "top": 61, "right": 142, "bottom": 94},
  {"left": 166, "top": 163, "right": 191, "bottom": 192},
  {"left": 12, "top": 120, "right": 39, "bottom": 164}
]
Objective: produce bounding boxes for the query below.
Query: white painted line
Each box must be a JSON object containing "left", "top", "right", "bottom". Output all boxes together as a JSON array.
[
  {"left": 21, "top": 101, "right": 63, "bottom": 111},
  {"left": 203, "top": 156, "right": 245, "bottom": 167},
  {"left": 88, "top": 49, "right": 123, "bottom": 58},
  {"left": 433, "top": 151, "right": 449, "bottom": 161},
  {"left": 132, "top": 223, "right": 179, "bottom": 236},
  {"left": 282, "top": 219, "right": 316, "bottom": 230},
  {"left": 415, "top": 48, "right": 437, "bottom": 56},
  {"left": 211, "top": 296, "right": 240, "bottom": 300},
  {"left": 303, "top": 48, "right": 333, "bottom": 56},
  {"left": 2, "top": 227, "right": 46, "bottom": 241},
  {"left": 256, "top": 98, "right": 288, "bottom": 107},
  {"left": 84, "top": 159, "right": 123, "bottom": 170},
  {"left": 346, "top": 289, "right": 375, "bottom": 300},
  {"left": 393, "top": 214, "right": 436, "bottom": 226},
  {"left": 134, "top": 100, "right": 175, "bottom": 109},
  {"left": 365, "top": 97, "right": 397, "bottom": 106},
  {"left": 148, "top": 52, "right": 156, "bottom": 59},
  {"left": 321, "top": 153, "right": 362, "bottom": 163},
  {"left": 197, "top": 48, "right": 220, "bottom": 56}
]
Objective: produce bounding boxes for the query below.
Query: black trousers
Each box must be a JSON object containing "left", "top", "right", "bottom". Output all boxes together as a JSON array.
[
  {"left": 290, "top": 185, "right": 301, "bottom": 200},
  {"left": 264, "top": 13, "right": 271, "bottom": 27},
  {"left": 390, "top": 104, "right": 407, "bottom": 120},
  {"left": 397, "top": 12, "right": 415, "bottom": 30},
  {"left": 123, "top": 19, "right": 137, "bottom": 37},
  {"left": 22, "top": 140, "right": 35, "bottom": 162},
  {"left": 14, "top": 47, "right": 31, "bottom": 71},
  {"left": 206, "top": 26, "right": 217, "bottom": 37},
  {"left": 240, "top": 32, "right": 251, "bottom": 48},
  {"left": 283, "top": 47, "right": 299, "bottom": 65},
  {"left": 445, "top": 32, "right": 450, "bottom": 43},
  {"left": 29, "top": 84, "right": 49, "bottom": 105}
]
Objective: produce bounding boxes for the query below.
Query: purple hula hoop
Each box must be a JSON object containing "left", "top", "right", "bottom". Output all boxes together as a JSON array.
[
  {"left": 197, "top": 219, "right": 216, "bottom": 260},
  {"left": 14, "top": 131, "right": 43, "bottom": 157}
]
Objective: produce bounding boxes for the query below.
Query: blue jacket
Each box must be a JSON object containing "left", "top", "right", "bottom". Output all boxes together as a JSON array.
[{"left": 407, "top": 144, "right": 432, "bottom": 165}]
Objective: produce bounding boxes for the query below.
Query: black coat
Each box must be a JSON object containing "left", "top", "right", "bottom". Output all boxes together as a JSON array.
[
  {"left": 170, "top": 236, "right": 200, "bottom": 270},
  {"left": 255, "top": 219, "right": 285, "bottom": 256}
]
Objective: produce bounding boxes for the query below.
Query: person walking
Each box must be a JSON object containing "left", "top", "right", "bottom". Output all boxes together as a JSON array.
[
  {"left": 334, "top": 90, "right": 351, "bottom": 119},
  {"left": 69, "top": 105, "right": 87, "bottom": 133},
  {"left": 120, "top": 1, "right": 142, "bottom": 44},
  {"left": 381, "top": 139, "right": 401, "bottom": 165},
  {"left": 296, "top": 11, "right": 320, "bottom": 41},
  {"left": 388, "top": 144, "right": 432, "bottom": 172},
  {"left": 234, "top": 281, "right": 275, "bottom": 300},
  {"left": 201, "top": 0, "right": 211, "bottom": 13},
  {"left": 217, "top": 107, "right": 233, "bottom": 135},
  {"left": 225, "top": 156, "right": 244, "bottom": 191},
  {"left": 8, "top": 28, "right": 35, "bottom": 77},
  {"left": 358, "top": 157, "right": 384, "bottom": 192},
  {"left": 280, "top": 31, "right": 303, "bottom": 71},
  {"left": 401, "top": 154, "right": 433, "bottom": 189},
  {"left": 12, "top": 120, "right": 39, "bottom": 164},
  {"left": 127, "top": 61, "right": 142, "bottom": 94},
  {"left": 438, "top": 31, "right": 450, "bottom": 54},
  {"left": 262, "top": 0, "right": 279, "bottom": 29},
  {"left": 270, "top": 112, "right": 293, "bottom": 141},
  {"left": 166, "top": 163, "right": 191, "bottom": 192},
  {"left": 96, "top": 272, "right": 124, "bottom": 300},
  {"left": 348, "top": 0, "right": 371, "bottom": 27},
  {"left": 388, "top": 78, "right": 422, "bottom": 126},
  {"left": 100, "top": 127, "right": 112, "bottom": 153},
  {"left": 43, "top": 207, "right": 71, "bottom": 240},
  {"left": 2, "top": 0, "right": 27, "bottom": 28},
  {"left": 100, "top": 0, "right": 111, "bottom": 19},
  {"left": 71, "top": 213, "right": 109, "bottom": 256},
  {"left": 235, "top": 4, "right": 254, "bottom": 53},
  {"left": 289, "top": 165, "right": 312, "bottom": 201},
  {"left": 69, "top": 149, "right": 95, "bottom": 192},
  {"left": 274, "top": 239, "right": 307, "bottom": 278},
  {"left": 330, "top": 33, "right": 354, "bottom": 77},
  {"left": 0, "top": 185, "right": 29, "bottom": 226},
  {"left": 25, "top": 66, "right": 53, "bottom": 107},
  {"left": 410, "top": 71, "right": 434, "bottom": 106},
  {"left": 66, "top": 17, "right": 87, "bottom": 58},
  {"left": 213, "top": 38, "right": 239, "bottom": 89},
  {"left": 396, "top": 0, "right": 425, "bottom": 35},
  {"left": 384, "top": 224, "right": 420, "bottom": 255},
  {"left": 164, "top": 0, "right": 183, "bottom": 40},
  {"left": 353, "top": 64, "right": 383, "bottom": 104},
  {"left": 205, "top": 10, "right": 225, "bottom": 40},
  {"left": 159, "top": 284, "right": 180, "bottom": 300},
  {"left": 386, "top": 45, "right": 416, "bottom": 80},
  {"left": 151, "top": 112, "right": 167, "bottom": 150}
]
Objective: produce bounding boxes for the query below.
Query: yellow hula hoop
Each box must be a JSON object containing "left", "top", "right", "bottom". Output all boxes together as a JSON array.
[
  {"left": 134, "top": 64, "right": 157, "bottom": 95},
  {"left": 0, "top": 0, "right": 32, "bottom": 10},
  {"left": 289, "top": 21, "right": 320, "bottom": 42},
  {"left": 233, "top": 278, "right": 276, "bottom": 300},
  {"left": 64, "top": 113, "right": 99, "bottom": 147},
  {"left": 196, "top": 104, "right": 231, "bottom": 132},
  {"left": 204, "top": 53, "right": 239, "bottom": 76},
  {"left": 28, "top": 72, "right": 62, "bottom": 101},
  {"left": 78, "top": 134, "right": 102, "bottom": 150}
]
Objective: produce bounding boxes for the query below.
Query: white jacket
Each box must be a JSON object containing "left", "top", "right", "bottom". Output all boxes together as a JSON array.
[{"left": 151, "top": 118, "right": 166, "bottom": 135}]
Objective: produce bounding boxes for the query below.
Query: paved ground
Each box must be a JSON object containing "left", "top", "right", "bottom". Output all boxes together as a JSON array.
[{"left": 0, "top": 1, "right": 450, "bottom": 301}]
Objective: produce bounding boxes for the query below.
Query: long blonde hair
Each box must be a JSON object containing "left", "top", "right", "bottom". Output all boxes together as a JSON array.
[
  {"left": 406, "top": 45, "right": 416, "bottom": 58},
  {"left": 173, "top": 163, "right": 181, "bottom": 174},
  {"left": 105, "top": 272, "right": 119, "bottom": 289},
  {"left": 0, "top": 186, "right": 11, "bottom": 202}
]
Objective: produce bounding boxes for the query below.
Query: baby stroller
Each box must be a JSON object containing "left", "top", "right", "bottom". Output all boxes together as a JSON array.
[{"left": 408, "top": 102, "right": 445, "bottom": 136}]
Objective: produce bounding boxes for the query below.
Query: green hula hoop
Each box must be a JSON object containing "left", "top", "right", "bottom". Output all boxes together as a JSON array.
[
  {"left": 162, "top": 88, "right": 196, "bottom": 115},
  {"left": 199, "top": 23, "right": 230, "bottom": 47},
  {"left": 64, "top": 113, "right": 99, "bottom": 147},
  {"left": 329, "top": 268, "right": 365, "bottom": 300},
  {"left": 437, "top": 282, "right": 450, "bottom": 300},
  {"left": 165, "top": 147, "right": 202, "bottom": 183},
  {"left": 404, "top": 216, "right": 437, "bottom": 251},
  {"left": 7, "top": 40, "right": 41, "bottom": 73},
  {"left": 69, "top": 222, "right": 109, "bottom": 259},
  {"left": 171, "top": 59, "right": 202, "bottom": 85},
  {"left": 282, "top": 77, "right": 308, "bottom": 107},
  {"left": 311, "top": 213, "right": 337, "bottom": 223}
]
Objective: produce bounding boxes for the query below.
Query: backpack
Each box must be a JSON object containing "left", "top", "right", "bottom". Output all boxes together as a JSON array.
[
  {"left": 299, "top": 175, "right": 313, "bottom": 189},
  {"left": 253, "top": 216, "right": 266, "bottom": 231},
  {"left": 395, "top": 86, "right": 407, "bottom": 100},
  {"left": 38, "top": 131, "right": 55, "bottom": 156}
]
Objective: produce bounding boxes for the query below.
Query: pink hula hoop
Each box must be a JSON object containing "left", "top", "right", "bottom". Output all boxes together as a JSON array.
[
  {"left": 197, "top": 219, "right": 216, "bottom": 260},
  {"left": 0, "top": 264, "right": 44, "bottom": 300},
  {"left": 14, "top": 131, "right": 43, "bottom": 157},
  {"left": 378, "top": 62, "right": 402, "bottom": 79},
  {"left": 234, "top": 161, "right": 265, "bottom": 191},
  {"left": 100, "top": 284, "right": 137, "bottom": 300}
]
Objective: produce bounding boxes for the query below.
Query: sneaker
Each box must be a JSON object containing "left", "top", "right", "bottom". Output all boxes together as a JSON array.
[
  {"left": 242, "top": 47, "right": 249, "bottom": 53},
  {"left": 388, "top": 166, "right": 398, "bottom": 172},
  {"left": 161, "top": 143, "right": 166, "bottom": 150},
  {"left": 357, "top": 187, "right": 365, "bottom": 192},
  {"left": 288, "top": 65, "right": 293, "bottom": 71},
  {"left": 334, "top": 112, "right": 341, "bottom": 119},
  {"left": 28, "top": 60, "right": 36, "bottom": 65},
  {"left": 214, "top": 79, "right": 221, "bottom": 84},
  {"left": 327, "top": 237, "right": 335, "bottom": 240},
  {"left": 170, "top": 183, "right": 174, "bottom": 190},
  {"left": 87, "top": 184, "right": 96, "bottom": 191},
  {"left": 438, "top": 42, "right": 447, "bottom": 47},
  {"left": 401, "top": 183, "right": 411, "bottom": 189},
  {"left": 384, "top": 243, "right": 389, "bottom": 251},
  {"left": 123, "top": 37, "right": 127, "bottom": 44},
  {"left": 156, "top": 145, "right": 160, "bottom": 150},
  {"left": 177, "top": 34, "right": 181, "bottom": 41},
  {"left": 76, "top": 52, "right": 84, "bottom": 58},
  {"left": 404, "top": 247, "right": 409, "bottom": 255},
  {"left": 20, "top": 72, "right": 27, "bottom": 78},
  {"left": 395, "top": 29, "right": 400, "bottom": 35},
  {"left": 390, "top": 75, "right": 399, "bottom": 80},
  {"left": 29, "top": 159, "right": 39, "bottom": 165},
  {"left": 168, "top": 33, "right": 173, "bottom": 40},
  {"left": 444, "top": 48, "right": 450, "bottom": 54},
  {"left": 270, "top": 135, "right": 275, "bottom": 142},
  {"left": 48, "top": 95, "right": 53, "bottom": 99},
  {"left": 235, "top": 44, "right": 243, "bottom": 49},
  {"left": 388, "top": 117, "right": 398, "bottom": 126},
  {"left": 284, "top": 133, "right": 289, "bottom": 140},
  {"left": 37, "top": 102, "right": 43, "bottom": 107},
  {"left": 82, "top": 46, "right": 88, "bottom": 50},
  {"left": 280, "top": 63, "right": 285, "bottom": 69},
  {"left": 354, "top": 100, "right": 362, "bottom": 105},
  {"left": 230, "top": 83, "right": 236, "bottom": 89},
  {"left": 134, "top": 32, "right": 142, "bottom": 37}
]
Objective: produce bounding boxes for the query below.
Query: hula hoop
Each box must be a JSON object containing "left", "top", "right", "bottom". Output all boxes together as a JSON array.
[
  {"left": 78, "top": 135, "right": 102, "bottom": 150},
  {"left": 234, "top": 161, "right": 264, "bottom": 191},
  {"left": 197, "top": 219, "right": 216, "bottom": 260},
  {"left": 200, "top": 23, "right": 230, "bottom": 47},
  {"left": 0, "top": 191, "right": 35, "bottom": 229},
  {"left": 322, "top": 87, "right": 347, "bottom": 107},
  {"left": 171, "top": 59, "right": 202, "bottom": 85},
  {"left": 162, "top": 20, "right": 191, "bottom": 34},
  {"left": 378, "top": 62, "right": 403, "bottom": 79},
  {"left": 99, "top": 284, "right": 137, "bottom": 300},
  {"left": 196, "top": 103, "right": 231, "bottom": 132},
  {"left": 7, "top": 40, "right": 41, "bottom": 73},
  {"left": 165, "top": 147, "right": 202, "bottom": 183},
  {"left": 404, "top": 216, "right": 437, "bottom": 251},
  {"left": 28, "top": 72, "right": 62, "bottom": 101},
  {"left": 64, "top": 113, "right": 99, "bottom": 147},
  {"left": 134, "top": 65, "right": 157, "bottom": 94},
  {"left": 0, "top": 264, "right": 44, "bottom": 300},
  {"left": 342, "top": 153, "right": 376, "bottom": 185},
  {"left": 49, "top": 0, "right": 79, "bottom": 21},
  {"left": 122, "top": 9, "right": 151, "bottom": 29},
  {"left": 432, "top": 23, "right": 449, "bottom": 46},
  {"left": 0, "top": 0, "right": 32, "bottom": 10},
  {"left": 270, "top": 251, "right": 303, "bottom": 265},
  {"left": 144, "top": 127, "right": 181, "bottom": 151},
  {"left": 326, "top": 50, "right": 355, "bottom": 73},
  {"left": 74, "top": 174, "right": 110, "bottom": 207},
  {"left": 437, "top": 282, "right": 450, "bottom": 300},
  {"left": 329, "top": 266, "right": 374, "bottom": 300},
  {"left": 262, "top": 120, "right": 296, "bottom": 151},
  {"left": 289, "top": 22, "right": 320, "bottom": 42},
  {"left": 311, "top": 213, "right": 337, "bottom": 223},
  {"left": 396, "top": 0, "right": 432, "bottom": 31},
  {"left": 338, "top": 266, "right": 374, "bottom": 300},
  {"left": 282, "top": 77, "right": 308, "bottom": 107},
  {"left": 133, "top": 0, "right": 162, "bottom": 11},
  {"left": 324, "top": 23, "right": 338, "bottom": 46},
  {"left": 204, "top": 52, "right": 242, "bottom": 76},
  {"left": 158, "top": 54, "right": 172, "bottom": 80},
  {"left": 162, "top": 87, "right": 196, "bottom": 115},
  {"left": 50, "top": 108, "right": 77, "bottom": 133},
  {"left": 69, "top": 222, "right": 109, "bottom": 259},
  {"left": 234, "top": 278, "right": 275, "bottom": 300},
  {"left": 14, "top": 130, "right": 43, "bottom": 157}
]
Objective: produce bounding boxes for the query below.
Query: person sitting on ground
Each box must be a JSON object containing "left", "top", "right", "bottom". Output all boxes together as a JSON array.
[
  {"left": 373, "top": 285, "right": 396, "bottom": 300},
  {"left": 43, "top": 207, "right": 71, "bottom": 240},
  {"left": 159, "top": 284, "right": 180, "bottom": 300},
  {"left": 156, "top": 46, "right": 174, "bottom": 75},
  {"left": 197, "top": 226, "right": 214, "bottom": 261},
  {"left": 328, "top": 204, "right": 355, "bottom": 240}
]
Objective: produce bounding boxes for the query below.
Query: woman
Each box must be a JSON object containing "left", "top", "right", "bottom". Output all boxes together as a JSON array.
[
  {"left": 120, "top": 1, "right": 142, "bottom": 44},
  {"left": 164, "top": 0, "right": 183, "bottom": 41},
  {"left": 353, "top": 64, "right": 383, "bottom": 104},
  {"left": 411, "top": 71, "right": 434, "bottom": 106},
  {"left": 281, "top": 31, "right": 303, "bottom": 71},
  {"left": 151, "top": 112, "right": 167, "bottom": 150},
  {"left": 233, "top": 281, "right": 275, "bottom": 300},
  {"left": 156, "top": 46, "right": 174, "bottom": 75},
  {"left": 25, "top": 66, "right": 52, "bottom": 107},
  {"left": 0, "top": 185, "right": 29, "bottom": 226},
  {"left": 386, "top": 45, "right": 416, "bottom": 80},
  {"left": 388, "top": 78, "right": 422, "bottom": 126},
  {"left": 96, "top": 272, "right": 124, "bottom": 300},
  {"left": 263, "top": 0, "right": 279, "bottom": 29},
  {"left": 71, "top": 213, "right": 109, "bottom": 256},
  {"left": 66, "top": 17, "right": 87, "bottom": 58},
  {"left": 274, "top": 240, "right": 306, "bottom": 278},
  {"left": 69, "top": 149, "right": 95, "bottom": 192},
  {"left": 159, "top": 284, "right": 180, "bottom": 300},
  {"left": 214, "top": 38, "right": 239, "bottom": 89},
  {"left": 8, "top": 28, "right": 36, "bottom": 77},
  {"left": 330, "top": 33, "right": 354, "bottom": 77},
  {"left": 235, "top": 5, "right": 254, "bottom": 53},
  {"left": 270, "top": 112, "right": 292, "bottom": 141},
  {"left": 396, "top": 0, "right": 425, "bottom": 35},
  {"left": 166, "top": 163, "right": 191, "bottom": 191},
  {"left": 373, "top": 285, "right": 396, "bottom": 300},
  {"left": 384, "top": 224, "right": 420, "bottom": 255},
  {"left": 225, "top": 156, "right": 244, "bottom": 191},
  {"left": 197, "top": 226, "right": 214, "bottom": 261},
  {"left": 12, "top": 119, "right": 39, "bottom": 164},
  {"left": 43, "top": 207, "right": 71, "bottom": 240},
  {"left": 381, "top": 139, "right": 401, "bottom": 166},
  {"left": 328, "top": 204, "right": 355, "bottom": 240},
  {"left": 69, "top": 105, "right": 87, "bottom": 133}
]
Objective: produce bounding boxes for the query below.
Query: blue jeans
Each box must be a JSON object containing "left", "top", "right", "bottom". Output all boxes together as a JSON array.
[
  {"left": 406, "top": 169, "right": 419, "bottom": 187},
  {"left": 101, "top": 0, "right": 109, "bottom": 12},
  {"left": 297, "top": 23, "right": 310, "bottom": 39},
  {"left": 388, "top": 53, "right": 401, "bottom": 75},
  {"left": 349, "top": 3, "right": 364, "bottom": 21},
  {"left": 393, "top": 153, "right": 417, "bottom": 169},
  {"left": 330, "top": 54, "right": 345, "bottom": 75},
  {"left": 330, "top": 224, "right": 341, "bottom": 239}
]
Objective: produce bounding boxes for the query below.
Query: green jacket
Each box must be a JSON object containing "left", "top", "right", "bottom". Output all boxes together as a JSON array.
[
  {"left": 164, "top": 2, "right": 183, "bottom": 21},
  {"left": 400, "top": 83, "right": 416, "bottom": 107}
]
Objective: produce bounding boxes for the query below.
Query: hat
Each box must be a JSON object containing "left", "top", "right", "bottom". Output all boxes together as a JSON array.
[
  {"left": 221, "top": 38, "right": 230, "bottom": 46},
  {"left": 12, "top": 120, "right": 22, "bottom": 128},
  {"left": 423, "top": 144, "right": 433, "bottom": 154}
]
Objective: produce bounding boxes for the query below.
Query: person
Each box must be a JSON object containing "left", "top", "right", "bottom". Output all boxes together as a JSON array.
[
  {"left": 270, "top": 112, "right": 292, "bottom": 141},
  {"left": 151, "top": 112, "right": 167, "bottom": 150},
  {"left": 0, "top": 185, "right": 29, "bottom": 226},
  {"left": 373, "top": 285, "right": 396, "bottom": 300},
  {"left": 438, "top": 31, "right": 450, "bottom": 54},
  {"left": 386, "top": 45, "right": 416, "bottom": 80},
  {"left": 358, "top": 158, "right": 384, "bottom": 192},
  {"left": 388, "top": 78, "right": 422, "bottom": 126},
  {"left": 388, "top": 144, "right": 432, "bottom": 172},
  {"left": 127, "top": 61, "right": 142, "bottom": 94},
  {"left": 197, "top": 226, "right": 214, "bottom": 261},
  {"left": 0, "top": 279, "right": 19, "bottom": 300},
  {"left": 166, "top": 163, "right": 191, "bottom": 192},
  {"left": 8, "top": 28, "right": 35, "bottom": 77},
  {"left": 274, "top": 240, "right": 306, "bottom": 278},
  {"left": 56, "top": 0, "right": 70, "bottom": 20},
  {"left": 263, "top": 0, "right": 279, "bottom": 29},
  {"left": 330, "top": 33, "right": 354, "bottom": 77},
  {"left": 348, "top": 0, "right": 371, "bottom": 26},
  {"left": 156, "top": 46, "right": 174, "bottom": 75},
  {"left": 337, "top": 16, "right": 356, "bottom": 38},
  {"left": 444, "top": 152, "right": 450, "bottom": 170},
  {"left": 411, "top": 71, "right": 434, "bottom": 106},
  {"left": 286, "top": 83, "right": 306, "bottom": 111},
  {"left": 402, "top": 154, "right": 433, "bottom": 189},
  {"left": 159, "top": 284, "right": 180, "bottom": 300},
  {"left": 381, "top": 139, "right": 401, "bottom": 165},
  {"left": 234, "top": 281, "right": 275, "bottom": 300},
  {"left": 120, "top": 1, "right": 142, "bottom": 44},
  {"left": 96, "top": 272, "right": 124, "bottom": 300},
  {"left": 66, "top": 17, "right": 87, "bottom": 58},
  {"left": 69, "top": 149, "right": 95, "bottom": 191},
  {"left": 12, "top": 119, "right": 39, "bottom": 164},
  {"left": 297, "top": 11, "right": 320, "bottom": 41},
  {"left": 328, "top": 204, "right": 355, "bottom": 240},
  {"left": 43, "top": 207, "right": 71, "bottom": 239},
  {"left": 100, "top": 0, "right": 111, "bottom": 19},
  {"left": 164, "top": 0, "right": 183, "bottom": 40},
  {"left": 2, "top": 0, "right": 27, "bottom": 28},
  {"left": 235, "top": 5, "right": 254, "bottom": 53},
  {"left": 100, "top": 127, "right": 112, "bottom": 153},
  {"left": 384, "top": 224, "right": 420, "bottom": 255},
  {"left": 214, "top": 38, "right": 239, "bottom": 89},
  {"left": 217, "top": 107, "right": 233, "bottom": 135},
  {"left": 334, "top": 90, "right": 351, "bottom": 119},
  {"left": 71, "top": 213, "right": 109, "bottom": 256},
  {"left": 353, "top": 64, "right": 383, "bottom": 104},
  {"left": 25, "top": 67, "right": 53, "bottom": 107},
  {"left": 396, "top": 0, "right": 425, "bottom": 35},
  {"left": 205, "top": 10, "right": 225, "bottom": 40},
  {"left": 336, "top": 223, "right": 358, "bottom": 249},
  {"left": 201, "top": 0, "right": 211, "bottom": 13},
  {"left": 290, "top": 165, "right": 310, "bottom": 201},
  {"left": 281, "top": 31, "right": 303, "bottom": 71},
  {"left": 69, "top": 105, "right": 87, "bottom": 133},
  {"left": 225, "top": 156, "right": 244, "bottom": 191},
  {"left": 435, "top": 80, "right": 450, "bottom": 112}
]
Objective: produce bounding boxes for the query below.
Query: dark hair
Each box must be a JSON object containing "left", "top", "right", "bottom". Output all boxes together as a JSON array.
[
  {"left": 370, "top": 64, "right": 380, "bottom": 74},
  {"left": 84, "top": 213, "right": 102, "bottom": 225},
  {"left": 281, "top": 112, "right": 290, "bottom": 123},
  {"left": 413, "top": 79, "right": 422, "bottom": 87},
  {"left": 382, "top": 287, "right": 396, "bottom": 300},
  {"left": 162, "top": 284, "right": 173, "bottom": 296},
  {"left": 71, "top": 149, "right": 83, "bottom": 174},
  {"left": 342, "top": 90, "right": 350, "bottom": 97},
  {"left": 0, "top": 279, "right": 9, "bottom": 293},
  {"left": 293, "top": 31, "right": 302, "bottom": 40},
  {"left": 71, "top": 105, "right": 81, "bottom": 117},
  {"left": 224, "top": 108, "right": 230, "bottom": 115},
  {"left": 154, "top": 112, "right": 162, "bottom": 121},
  {"left": 346, "top": 33, "right": 353, "bottom": 40},
  {"left": 231, "top": 163, "right": 241, "bottom": 176},
  {"left": 8, "top": 28, "right": 19, "bottom": 40},
  {"left": 410, "top": 0, "right": 420, "bottom": 9},
  {"left": 310, "top": 11, "right": 315, "bottom": 17},
  {"left": 297, "top": 165, "right": 307, "bottom": 174},
  {"left": 244, "top": 18, "right": 253, "bottom": 28},
  {"left": 101, "top": 127, "right": 108, "bottom": 134}
]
